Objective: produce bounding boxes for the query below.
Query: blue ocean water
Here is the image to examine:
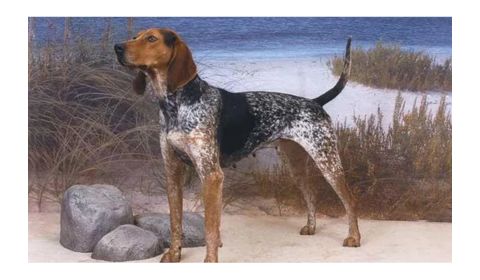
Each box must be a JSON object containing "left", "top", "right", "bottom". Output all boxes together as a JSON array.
[{"left": 30, "top": 17, "right": 451, "bottom": 61}]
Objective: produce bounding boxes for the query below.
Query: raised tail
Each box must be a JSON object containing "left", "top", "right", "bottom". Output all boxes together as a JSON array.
[{"left": 314, "top": 37, "right": 352, "bottom": 106}]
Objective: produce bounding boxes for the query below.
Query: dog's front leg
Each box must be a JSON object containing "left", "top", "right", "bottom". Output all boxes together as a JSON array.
[
  {"left": 159, "top": 135, "right": 186, "bottom": 263},
  {"left": 201, "top": 167, "right": 224, "bottom": 262},
  {"left": 166, "top": 130, "right": 224, "bottom": 262},
  {"left": 185, "top": 136, "right": 223, "bottom": 262}
]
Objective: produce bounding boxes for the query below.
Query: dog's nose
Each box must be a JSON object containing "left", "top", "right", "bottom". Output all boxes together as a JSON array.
[{"left": 114, "top": 44, "right": 125, "bottom": 54}]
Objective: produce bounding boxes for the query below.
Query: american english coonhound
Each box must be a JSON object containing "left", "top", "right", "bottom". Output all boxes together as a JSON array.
[{"left": 114, "top": 28, "right": 361, "bottom": 262}]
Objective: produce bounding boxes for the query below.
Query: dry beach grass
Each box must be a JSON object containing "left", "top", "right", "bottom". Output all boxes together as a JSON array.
[{"left": 329, "top": 43, "right": 452, "bottom": 92}]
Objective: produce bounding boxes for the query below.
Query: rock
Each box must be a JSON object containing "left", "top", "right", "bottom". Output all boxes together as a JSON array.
[
  {"left": 134, "top": 212, "right": 205, "bottom": 248},
  {"left": 60, "top": 184, "right": 133, "bottom": 252},
  {"left": 92, "top": 224, "right": 163, "bottom": 262}
]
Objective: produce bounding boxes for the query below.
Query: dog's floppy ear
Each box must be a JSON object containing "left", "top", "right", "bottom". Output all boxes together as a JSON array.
[
  {"left": 132, "top": 71, "right": 147, "bottom": 95},
  {"left": 166, "top": 32, "right": 197, "bottom": 92}
]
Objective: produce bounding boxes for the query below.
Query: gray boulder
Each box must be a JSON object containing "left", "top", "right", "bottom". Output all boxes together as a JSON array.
[
  {"left": 134, "top": 212, "right": 205, "bottom": 248},
  {"left": 60, "top": 184, "right": 133, "bottom": 252},
  {"left": 92, "top": 224, "right": 163, "bottom": 262}
]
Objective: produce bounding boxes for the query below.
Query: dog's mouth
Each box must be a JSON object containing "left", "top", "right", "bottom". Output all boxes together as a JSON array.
[
  {"left": 116, "top": 55, "right": 127, "bottom": 66},
  {"left": 114, "top": 43, "right": 135, "bottom": 67},
  {"left": 115, "top": 53, "right": 133, "bottom": 67}
]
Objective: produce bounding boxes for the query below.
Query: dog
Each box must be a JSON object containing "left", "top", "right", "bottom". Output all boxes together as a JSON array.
[{"left": 114, "top": 28, "right": 360, "bottom": 262}]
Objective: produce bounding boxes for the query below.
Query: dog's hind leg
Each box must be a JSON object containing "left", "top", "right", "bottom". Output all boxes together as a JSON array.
[
  {"left": 285, "top": 124, "right": 361, "bottom": 247},
  {"left": 320, "top": 161, "right": 361, "bottom": 247},
  {"left": 277, "top": 139, "right": 318, "bottom": 235}
]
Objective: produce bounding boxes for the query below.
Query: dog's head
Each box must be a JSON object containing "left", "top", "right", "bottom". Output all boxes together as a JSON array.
[{"left": 114, "top": 28, "right": 197, "bottom": 97}]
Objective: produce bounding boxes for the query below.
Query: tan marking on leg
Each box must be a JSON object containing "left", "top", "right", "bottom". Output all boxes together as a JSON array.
[
  {"left": 277, "top": 140, "right": 318, "bottom": 235},
  {"left": 283, "top": 134, "right": 361, "bottom": 247},
  {"left": 202, "top": 169, "right": 224, "bottom": 262},
  {"left": 167, "top": 129, "right": 224, "bottom": 262},
  {"left": 316, "top": 152, "right": 361, "bottom": 247},
  {"left": 159, "top": 135, "right": 186, "bottom": 262}
]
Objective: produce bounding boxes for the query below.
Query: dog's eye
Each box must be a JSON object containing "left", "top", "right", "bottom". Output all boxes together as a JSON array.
[
  {"left": 147, "top": 36, "right": 158, "bottom": 42},
  {"left": 132, "top": 36, "right": 137, "bottom": 40}
]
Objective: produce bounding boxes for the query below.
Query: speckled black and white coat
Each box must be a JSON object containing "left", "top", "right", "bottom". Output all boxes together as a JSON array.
[
  {"left": 159, "top": 73, "right": 360, "bottom": 247},
  {"left": 153, "top": 38, "right": 361, "bottom": 263},
  {"left": 162, "top": 76, "right": 339, "bottom": 169}
]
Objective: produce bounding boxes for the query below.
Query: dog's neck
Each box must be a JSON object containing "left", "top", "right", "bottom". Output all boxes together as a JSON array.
[
  {"left": 145, "top": 69, "right": 168, "bottom": 99},
  {"left": 171, "top": 75, "right": 202, "bottom": 95},
  {"left": 146, "top": 69, "right": 202, "bottom": 101},
  {"left": 158, "top": 75, "right": 203, "bottom": 108}
]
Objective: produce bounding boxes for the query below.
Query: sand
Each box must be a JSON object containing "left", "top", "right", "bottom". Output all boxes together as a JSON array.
[{"left": 29, "top": 212, "right": 451, "bottom": 263}]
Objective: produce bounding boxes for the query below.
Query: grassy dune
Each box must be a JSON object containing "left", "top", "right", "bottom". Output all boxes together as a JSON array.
[{"left": 329, "top": 43, "right": 452, "bottom": 92}]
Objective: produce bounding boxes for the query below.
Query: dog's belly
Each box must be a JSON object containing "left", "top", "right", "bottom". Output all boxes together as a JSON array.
[
  {"left": 217, "top": 90, "right": 270, "bottom": 167},
  {"left": 219, "top": 146, "right": 254, "bottom": 168},
  {"left": 217, "top": 118, "right": 262, "bottom": 167}
]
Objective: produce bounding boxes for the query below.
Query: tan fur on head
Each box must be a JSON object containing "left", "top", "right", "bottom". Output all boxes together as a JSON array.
[{"left": 115, "top": 28, "right": 197, "bottom": 97}]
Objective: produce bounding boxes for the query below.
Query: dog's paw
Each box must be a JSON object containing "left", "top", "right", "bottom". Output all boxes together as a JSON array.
[
  {"left": 342, "top": 236, "right": 361, "bottom": 247},
  {"left": 204, "top": 255, "right": 218, "bottom": 263},
  {"left": 300, "top": 225, "right": 316, "bottom": 235},
  {"left": 160, "top": 249, "right": 181, "bottom": 262}
]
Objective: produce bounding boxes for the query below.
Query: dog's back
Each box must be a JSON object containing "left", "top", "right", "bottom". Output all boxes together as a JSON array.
[{"left": 218, "top": 90, "right": 331, "bottom": 166}]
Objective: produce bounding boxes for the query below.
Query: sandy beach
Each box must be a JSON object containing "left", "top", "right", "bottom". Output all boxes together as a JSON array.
[{"left": 29, "top": 212, "right": 451, "bottom": 263}]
